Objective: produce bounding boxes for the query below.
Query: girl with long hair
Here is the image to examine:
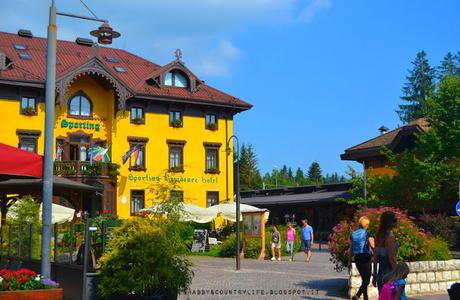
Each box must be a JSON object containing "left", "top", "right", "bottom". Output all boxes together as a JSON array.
[{"left": 373, "top": 211, "right": 398, "bottom": 291}]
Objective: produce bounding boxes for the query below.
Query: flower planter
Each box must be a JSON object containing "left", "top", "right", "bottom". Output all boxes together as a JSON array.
[{"left": 0, "top": 288, "right": 64, "bottom": 300}]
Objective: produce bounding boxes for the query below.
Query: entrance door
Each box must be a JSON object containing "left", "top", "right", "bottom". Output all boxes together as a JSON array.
[{"left": 69, "top": 134, "right": 90, "bottom": 161}]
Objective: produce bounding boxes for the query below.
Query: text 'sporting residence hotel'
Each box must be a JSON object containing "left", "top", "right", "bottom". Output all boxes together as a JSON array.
[{"left": 0, "top": 30, "right": 252, "bottom": 218}]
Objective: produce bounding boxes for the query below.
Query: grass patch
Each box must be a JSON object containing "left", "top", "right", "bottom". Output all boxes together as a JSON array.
[{"left": 187, "top": 244, "right": 222, "bottom": 257}]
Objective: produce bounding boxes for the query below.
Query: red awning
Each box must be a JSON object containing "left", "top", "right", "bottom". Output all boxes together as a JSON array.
[{"left": 0, "top": 143, "right": 43, "bottom": 178}]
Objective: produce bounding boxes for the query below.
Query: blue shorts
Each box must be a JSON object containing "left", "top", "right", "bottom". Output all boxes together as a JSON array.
[{"left": 301, "top": 240, "right": 311, "bottom": 251}]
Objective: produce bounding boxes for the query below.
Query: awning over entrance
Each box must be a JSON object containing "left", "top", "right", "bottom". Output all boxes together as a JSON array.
[
  {"left": 0, "top": 143, "right": 43, "bottom": 179},
  {"left": 0, "top": 175, "right": 98, "bottom": 193}
]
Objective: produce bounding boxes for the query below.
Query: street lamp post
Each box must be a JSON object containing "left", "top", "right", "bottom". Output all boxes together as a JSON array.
[
  {"left": 274, "top": 164, "right": 278, "bottom": 188},
  {"left": 42, "top": 0, "right": 119, "bottom": 278},
  {"left": 226, "top": 135, "right": 240, "bottom": 271},
  {"left": 362, "top": 160, "right": 367, "bottom": 208}
]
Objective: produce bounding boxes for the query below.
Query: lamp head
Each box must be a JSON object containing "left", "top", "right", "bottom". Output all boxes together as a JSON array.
[{"left": 90, "top": 22, "right": 120, "bottom": 45}]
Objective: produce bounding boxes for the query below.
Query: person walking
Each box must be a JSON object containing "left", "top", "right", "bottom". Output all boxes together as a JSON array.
[
  {"left": 271, "top": 226, "right": 281, "bottom": 261},
  {"left": 373, "top": 211, "right": 398, "bottom": 292},
  {"left": 350, "top": 216, "right": 375, "bottom": 300},
  {"left": 286, "top": 222, "right": 296, "bottom": 262},
  {"left": 301, "top": 219, "right": 313, "bottom": 262}
]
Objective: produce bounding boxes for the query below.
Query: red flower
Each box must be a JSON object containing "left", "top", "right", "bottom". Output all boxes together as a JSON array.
[{"left": 22, "top": 275, "right": 28, "bottom": 282}]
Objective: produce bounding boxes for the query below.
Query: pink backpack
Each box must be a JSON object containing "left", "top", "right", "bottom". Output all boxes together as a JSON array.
[{"left": 378, "top": 281, "right": 398, "bottom": 300}]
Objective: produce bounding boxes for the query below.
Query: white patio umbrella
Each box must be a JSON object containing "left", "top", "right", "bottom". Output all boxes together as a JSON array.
[
  {"left": 8, "top": 202, "right": 75, "bottom": 224},
  {"left": 140, "top": 203, "right": 216, "bottom": 223},
  {"left": 207, "top": 202, "right": 269, "bottom": 223}
]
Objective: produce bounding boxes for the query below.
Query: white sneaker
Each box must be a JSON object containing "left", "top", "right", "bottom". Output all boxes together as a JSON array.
[
  {"left": 278, "top": 258, "right": 282, "bottom": 261},
  {"left": 271, "top": 257, "right": 276, "bottom": 261}
]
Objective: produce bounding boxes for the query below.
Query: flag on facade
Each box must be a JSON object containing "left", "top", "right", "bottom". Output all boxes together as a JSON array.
[
  {"left": 93, "top": 145, "right": 111, "bottom": 162},
  {"left": 55, "top": 143, "right": 63, "bottom": 161},
  {"left": 132, "top": 147, "right": 139, "bottom": 165},
  {"left": 122, "top": 145, "right": 138, "bottom": 164}
]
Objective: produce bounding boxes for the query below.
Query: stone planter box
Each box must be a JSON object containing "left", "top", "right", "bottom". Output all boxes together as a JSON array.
[
  {"left": 349, "top": 259, "right": 460, "bottom": 298},
  {"left": 0, "top": 288, "right": 64, "bottom": 300}
]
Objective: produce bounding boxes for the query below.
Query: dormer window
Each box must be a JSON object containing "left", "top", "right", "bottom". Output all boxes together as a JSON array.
[{"left": 165, "top": 70, "right": 189, "bottom": 88}]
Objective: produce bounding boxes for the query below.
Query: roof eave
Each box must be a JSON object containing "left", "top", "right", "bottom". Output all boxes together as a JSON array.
[{"left": 135, "top": 94, "right": 252, "bottom": 111}]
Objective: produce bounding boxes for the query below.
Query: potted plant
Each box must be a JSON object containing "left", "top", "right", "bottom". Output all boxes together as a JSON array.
[
  {"left": 132, "top": 117, "right": 144, "bottom": 124},
  {"left": 21, "top": 107, "right": 36, "bottom": 116},
  {"left": 0, "top": 268, "right": 63, "bottom": 300},
  {"left": 97, "top": 218, "right": 193, "bottom": 299},
  {"left": 206, "top": 122, "right": 217, "bottom": 131},
  {"left": 171, "top": 119, "right": 182, "bottom": 128}
]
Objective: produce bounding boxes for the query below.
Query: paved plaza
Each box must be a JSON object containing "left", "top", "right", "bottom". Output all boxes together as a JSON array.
[{"left": 180, "top": 248, "right": 451, "bottom": 300}]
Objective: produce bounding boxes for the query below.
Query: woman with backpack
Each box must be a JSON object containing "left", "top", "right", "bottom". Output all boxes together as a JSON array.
[
  {"left": 349, "top": 216, "right": 375, "bottom": 300},
  {"left": 373, "top": 211, "right": 398, "bottom": 292}
]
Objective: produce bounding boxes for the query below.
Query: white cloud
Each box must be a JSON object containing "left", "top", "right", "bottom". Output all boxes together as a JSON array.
[
  {"left": 297, "top": 0, "right": 331, "bottom": 22},
  {"left": 0, "top": 0, "right": 331, "bottom": 77}
]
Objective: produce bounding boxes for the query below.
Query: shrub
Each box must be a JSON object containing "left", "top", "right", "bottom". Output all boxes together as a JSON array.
[
  {"left": 244, "top": 238, "right": 262, "bottom": 259},
  {"left": 218, "top": 233, "right": 240, "bottom": 257},
  {"left": 328, "top": 206, "right": 451, "bottom": 272},
  {"left": 418, "top": 213, "right": 455, "bottom": 245},
  {"left": 98, "top": 218, "right": 193, "bottom": 297},
  {"left": 422, "top": 237, "right": 451, "bottom": 261},
  {"left": 218, "top": 222, "right": 236, "bottom": 239}
]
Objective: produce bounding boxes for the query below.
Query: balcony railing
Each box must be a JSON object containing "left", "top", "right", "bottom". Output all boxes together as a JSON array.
[{"left": 53, "top": 161, "right": 119, "bottom": 178}]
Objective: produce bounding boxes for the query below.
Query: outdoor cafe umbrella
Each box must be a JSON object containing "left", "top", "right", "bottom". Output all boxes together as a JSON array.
[
  {"left": 0, "top": 143, "right": 43, "bottom": 179},
  {"left": 7, "top": 202, "right": 75, "bottom": 224},
  {"left": 140, "top": 203, "right": 216, "bottom": 223},
  {"left": 207, "top": 202, "right": 270, "bottom": 223}
]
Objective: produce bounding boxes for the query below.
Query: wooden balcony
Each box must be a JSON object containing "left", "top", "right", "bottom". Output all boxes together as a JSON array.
[{"left": 53, "top": 161, "right": 119, "bottom": 179}]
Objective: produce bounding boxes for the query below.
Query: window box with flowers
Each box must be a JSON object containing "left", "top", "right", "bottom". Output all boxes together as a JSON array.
[
  {"left": 206, "top": 122, "right": 218, "bottom": 131},
  {"left": 131, "top": 117, "right": 144, "bottom": 125},
  {"left": 21, "top": 107, "right": 36, "bottom": 116},
  {"left": 205, "top": 167, "right": 220, "bottom": 174},
  {"left": 171, "top": 119, "right": 183, "bottom": 128},
  {"left": 169, "top": 166, "right": 184, "bottom": 173},
  {"left": 0, "top": 268, "right": 63, "bottom": 300}
]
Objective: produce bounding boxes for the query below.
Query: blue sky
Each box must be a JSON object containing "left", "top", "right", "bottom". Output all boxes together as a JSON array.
[{"left": 2, "top": 0, "right": 460, "bottom": 176}]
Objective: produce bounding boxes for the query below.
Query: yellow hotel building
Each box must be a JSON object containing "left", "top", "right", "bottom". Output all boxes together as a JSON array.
[{"left": 0, "top": 30, "right": 251, "bottom": 218}]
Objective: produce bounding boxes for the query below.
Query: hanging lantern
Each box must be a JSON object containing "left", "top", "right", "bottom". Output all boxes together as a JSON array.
[{"left": 90, "top": 23, "right": 120, "bottom": 45}]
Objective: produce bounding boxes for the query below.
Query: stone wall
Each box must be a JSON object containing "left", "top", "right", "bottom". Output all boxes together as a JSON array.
[{"left": 349, "top": 260, "right": 460, "bottom": 298}]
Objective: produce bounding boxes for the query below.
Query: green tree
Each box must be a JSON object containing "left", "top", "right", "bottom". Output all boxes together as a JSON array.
[
  {"left": 307, "top": 161, "right": 322, "bottom": 183},
  {"left": 358, "top": 76, "right": 460, "bottom": 210},
  {"left": 238, "top": 144, "right": 262, "bottom": 191},
  {"left": 287, "top": 167, "right": 293, "bottom": 182},
  {"left": 437, "top": 52, "right": 458, "bottom": 79},
  {"left": 397, "top": 51, "right": 436, "bottom": 123},
  {"left": 294, "top": 167, "right": 305, "bottom": 185}
]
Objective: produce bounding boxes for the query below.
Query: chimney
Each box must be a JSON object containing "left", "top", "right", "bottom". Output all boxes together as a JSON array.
[{"left": 378, "top": 125, "right": 389, "bottom": 135}]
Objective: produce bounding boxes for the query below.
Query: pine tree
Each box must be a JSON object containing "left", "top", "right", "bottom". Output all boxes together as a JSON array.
[
  {"left": 295, "top": 167, "right": 305, "bottom": 185},
  {"left": 397, "top": 51, "right": 436, "bottom": 123},
  {"left": 307, "top": 161, "right": 322, "bottom": 183},
  {"left": 287, "top": 167, "right": 293, "bottom": 181},
  {"left": 438, "top": 52, "right": 458, "bottom": 79},
  {"left": 238, "top": 144, "right": 262, "bottom": 191}
]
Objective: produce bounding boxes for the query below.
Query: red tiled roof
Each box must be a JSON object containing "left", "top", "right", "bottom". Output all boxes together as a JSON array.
[
  {"left": 341, "top": 118, "right": 429, "bottom": 161},
  {"left": 0, "top": 31, "right": 251, "bottom": 109}
]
